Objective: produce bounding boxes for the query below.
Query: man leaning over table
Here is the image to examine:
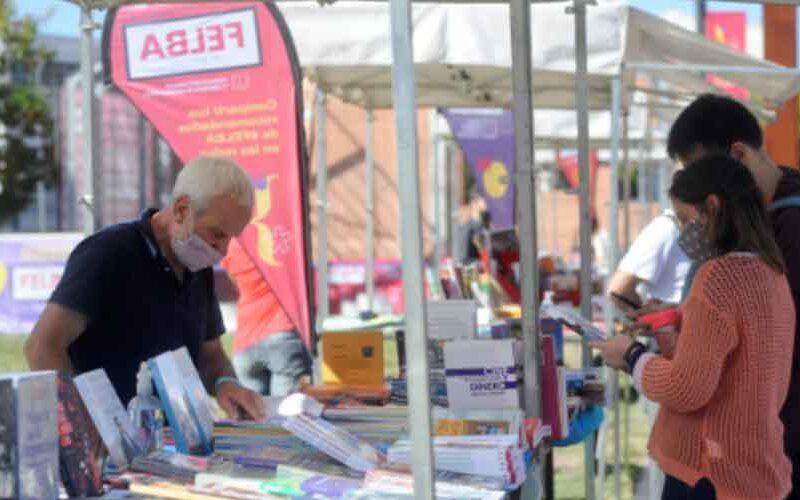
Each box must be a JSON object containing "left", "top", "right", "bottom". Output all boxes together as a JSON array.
[{"left": 25, "top": 156, "right": 265, "bottom": 420}]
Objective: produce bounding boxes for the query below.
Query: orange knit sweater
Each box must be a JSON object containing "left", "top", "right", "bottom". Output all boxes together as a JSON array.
[{"left": 640, "top": 254, "right": 796, "bottom": 500}]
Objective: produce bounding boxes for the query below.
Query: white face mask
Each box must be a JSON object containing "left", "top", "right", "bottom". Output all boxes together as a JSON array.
[{"left": 170, "top": 212, "right": 223, "bottom": 272}]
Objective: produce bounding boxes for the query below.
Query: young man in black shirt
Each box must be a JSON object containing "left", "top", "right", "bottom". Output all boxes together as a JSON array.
[{"left": 668, "top": 94, "right": 800, "bottom": 499}]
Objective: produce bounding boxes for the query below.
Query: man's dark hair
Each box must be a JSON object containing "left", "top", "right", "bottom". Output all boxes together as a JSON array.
[
  {"left": 667, "top": 94, "right": 763, "bottom": 160},
  {"left": 669, "top": 155, "right": 784, "bottom": 273}
]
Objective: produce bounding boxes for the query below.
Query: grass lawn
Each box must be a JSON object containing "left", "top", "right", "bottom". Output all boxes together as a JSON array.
[{"left": 0, "top": 332, "right": 652, "bottom": 499}]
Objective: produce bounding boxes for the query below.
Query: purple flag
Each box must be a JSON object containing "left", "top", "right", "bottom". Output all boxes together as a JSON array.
[{"left": 441, "top": 109, "right": 516, "bottom": 229}]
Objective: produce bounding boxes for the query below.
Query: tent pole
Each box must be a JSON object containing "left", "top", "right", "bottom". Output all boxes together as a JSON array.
[
  {"left": 80, "top": 5, "right": 97, "bottom": 234},
  {"left": 388, "top": 1, "right": 435, "bottom": 498},
  {"left": 552, "top": 151, "right": 560, "bottom": 258},
  {"left": 608, "top": 76, "right": 623, "bottom": 500},
  {"left": 622, "top": 113, "right": 631, "bottom": 251},
  {"left": 365, "top": 108, "right": 376, "bottom": 312},
  {"left": 315, "top": 89, "right": 330, "bottom": 331},
  {"left": 573, "top": 1, "right": 596, "bottom": 496},
  {"left": 509, "top": 0, "right": 544, "bottom": 497}
]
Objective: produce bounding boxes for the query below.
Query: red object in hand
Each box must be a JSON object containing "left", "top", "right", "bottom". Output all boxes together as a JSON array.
[{"left": 638, "top": 309, "right": 681, "bottom": 331}]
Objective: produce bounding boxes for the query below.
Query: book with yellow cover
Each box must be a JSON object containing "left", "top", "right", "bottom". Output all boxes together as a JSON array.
[{"left": 321, "top": 331, "right": 384, "bottom": 386}]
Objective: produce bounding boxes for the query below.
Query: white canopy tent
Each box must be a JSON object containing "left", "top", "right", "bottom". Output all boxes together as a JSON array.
[{"left": 280, "top": 1, "right": 800, "bottom": 112}]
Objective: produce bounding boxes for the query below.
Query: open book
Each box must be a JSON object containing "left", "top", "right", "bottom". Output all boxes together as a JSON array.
[{"left": 541, "top": 304, "right": 607, "bottom": 341}]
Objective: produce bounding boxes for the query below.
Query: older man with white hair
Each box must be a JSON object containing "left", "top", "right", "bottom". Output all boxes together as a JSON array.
[{"left": 25, "top": 156, "right": 265, "bottom": 420}]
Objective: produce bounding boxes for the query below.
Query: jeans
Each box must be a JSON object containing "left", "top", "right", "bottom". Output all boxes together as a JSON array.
[
  {"left": 662, "top": 475, "right": 716, "bottom": 500},
  {"left": 232, "top": 331, "right": 312, "bottom": 396}
]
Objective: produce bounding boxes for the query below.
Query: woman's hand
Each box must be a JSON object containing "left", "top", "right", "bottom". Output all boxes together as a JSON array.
[{"left": 590, "top": 335, "right": 634, "bottom": 370}]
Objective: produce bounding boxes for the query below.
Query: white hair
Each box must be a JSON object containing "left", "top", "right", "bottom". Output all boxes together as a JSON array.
[{"left": 172, "top": 156, "right": 254, "bottom": 213}]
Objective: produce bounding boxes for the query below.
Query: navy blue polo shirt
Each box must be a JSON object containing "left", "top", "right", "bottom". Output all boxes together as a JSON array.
[{"left": 51, "top": 209, "right": 225, "bottom": 405}]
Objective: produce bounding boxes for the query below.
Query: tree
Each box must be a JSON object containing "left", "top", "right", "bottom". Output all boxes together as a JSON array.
[{"left": 0, "top": 2, "right": 55, "bottom": 224}]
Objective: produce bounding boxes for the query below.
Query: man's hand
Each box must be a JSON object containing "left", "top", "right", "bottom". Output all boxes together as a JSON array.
[
  {"left": 632, "top": 301, "right": 678, "bottom": 318},
  {"left": 215, "top": 381, "right": 266, "bottom": 421},
  {"left": 590, "top": 335, "right": 634, "bottom": 371}
]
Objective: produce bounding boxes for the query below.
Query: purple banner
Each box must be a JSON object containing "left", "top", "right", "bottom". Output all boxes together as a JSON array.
[
  {"left": 0, "top": 233, "right": 83, "bottom": 334},
  {"left": 441, "top": 109, "right": 516, "bottom": 229}
]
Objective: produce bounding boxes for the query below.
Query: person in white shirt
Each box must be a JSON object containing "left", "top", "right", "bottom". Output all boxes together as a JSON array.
[{"left": 608, "top": 210, "right": 691, "bottom": 314}]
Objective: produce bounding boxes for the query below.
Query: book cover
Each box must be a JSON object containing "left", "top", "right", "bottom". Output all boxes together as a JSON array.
[
  {"left": 321, "top": 331, "right": 384, "bottom": 386},
  {"left": 172, "top": 347, "right": 214, "bottom": 447},
  {"left": 540, "top": 336, "right": 564, "bottom": 440},
  {"left": 56, "top": 373, "right": 103, "bottom": 498},
  {"left": 443, "top": 339, "right": 521, "bottom": 410},
  {"left": 542, "top": 304, "right": 607, "bottom": 341},
  {"left": 15, "top": 372, "right": 60, "bottom": 500},
  {"left": 282, "top": 414, "right": 381, "bottom": 472},
  {"left": 0, "top": 378, "right": 16, "bottom": 499},
  {"left": 148, "top": 352, "right": 210, "bottom": 456},
  {"left": 426, "top": 300, "right": 478, "bottom": 341},
  {"left": 74, "top": 368, "right": 139, "bottom": 468}
]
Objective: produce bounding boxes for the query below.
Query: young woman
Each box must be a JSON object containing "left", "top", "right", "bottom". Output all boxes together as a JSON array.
[{"left": 592, "top": 156, "right": 795, "bottom": 500}]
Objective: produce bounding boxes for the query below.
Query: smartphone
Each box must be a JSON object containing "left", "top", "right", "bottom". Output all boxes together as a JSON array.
[{"left": 610, "top": 292, "right": 641, "bottom": 311}]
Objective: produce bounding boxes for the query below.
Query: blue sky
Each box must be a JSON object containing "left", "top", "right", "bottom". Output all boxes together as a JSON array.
[{"left": 7, "top": 1, "right": 771, "bottom": 41}]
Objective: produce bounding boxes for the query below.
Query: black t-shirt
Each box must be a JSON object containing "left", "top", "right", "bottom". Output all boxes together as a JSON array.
[
  {"left": 771, "top": 167, "right": 800, "bottom": 455},
  {"left": 50, "top": 209, "right": 225, "bottom": 405}
]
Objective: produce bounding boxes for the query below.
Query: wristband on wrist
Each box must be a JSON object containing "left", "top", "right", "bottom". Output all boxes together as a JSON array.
[
  {"left": 215, "top": 376, "right": 241, "bottom": 391},
  {"left": 623, "top": 342, "right": 648, "bottom": 374}
]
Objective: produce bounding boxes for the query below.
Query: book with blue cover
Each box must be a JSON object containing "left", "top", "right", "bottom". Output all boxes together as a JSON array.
[
  {"left": 148, "top": 351, "right": 211, "bottom": 456},
  {"left": 0, "top": 371, "right": 60, "bottom": 500},
  {"left": 171, "top": 347, "right": 214, "bottom": 446}
]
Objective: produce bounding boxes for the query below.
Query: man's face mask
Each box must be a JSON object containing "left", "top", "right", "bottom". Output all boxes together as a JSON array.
[
  {"left": 171, "top": 210, "right": 223, "bottom": 272},
  {"left": 678, "top": 220, "right": 717, "bottom": 262}
]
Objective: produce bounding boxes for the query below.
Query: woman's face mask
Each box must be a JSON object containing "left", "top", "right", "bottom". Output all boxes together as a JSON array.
[{"left": 678, "top": 220, "right": 717, "bottom": 262}]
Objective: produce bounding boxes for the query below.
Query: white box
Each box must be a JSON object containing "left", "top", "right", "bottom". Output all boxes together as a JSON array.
[
  {"left": 444, "top": 339, "right": 521, "bottom": 409},
  {"left": 427, "top": 300, "right": 478, "bottom": 340}
]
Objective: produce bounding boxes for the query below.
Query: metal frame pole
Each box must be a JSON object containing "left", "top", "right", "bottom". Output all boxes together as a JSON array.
[
  {"left": 608, "top": 76, "right": 623, "bottom": 500},
  {"left": 636, "top": 128, "right": 647, "bottom": 234},
  {"left": 573, "top": 1, "right": 596, "bottom": 496},
  {"left": 622, "top": 113, "right": 631, "bottom": 251},
  {"left": 365, "top": 108, "right": 376, "bottom": 312},
  {"left": 80, "top": 5, "right": 97, "bottom": 234},
  {"left": 623, "top": 62, "right": 800, "bottom": 75},
  {"left": 509, "top": 0, "right": 544, "bottom": 498},
  {"left": 388, "top": 1, "right": 435, "bottom": 497},
  {"left": 315, "top": 89, "right": 330, "bottom": 330}
]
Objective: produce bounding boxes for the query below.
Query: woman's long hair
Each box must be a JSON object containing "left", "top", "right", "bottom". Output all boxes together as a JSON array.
[{"left": 669, "top": 155, "right": 785, "bottom": 273}]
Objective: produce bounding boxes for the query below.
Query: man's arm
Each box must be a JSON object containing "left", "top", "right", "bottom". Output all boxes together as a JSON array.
[
  {"left": 198, "top": 338, "right": 265, "bottom": 420},
  {"left": 24, "top": 303, "right": 87, "bottom": 372},
  {"left": 607, "top": 271, "right": 643, "bottom": 315},
  {"left": 197, "top": 337, "right": 237, "bottom": 391}
]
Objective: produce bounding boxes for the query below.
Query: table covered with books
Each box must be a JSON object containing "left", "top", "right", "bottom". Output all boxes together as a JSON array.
[{"left": 2, "top": 259, "right": 607, "bottom": 500}]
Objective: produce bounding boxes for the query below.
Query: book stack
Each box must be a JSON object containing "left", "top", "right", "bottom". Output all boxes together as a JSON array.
[
  {"left": 0, "top": 371, "right": 60, "bottom": 500},
  {"left": 353, "top": 468, "right": 507, "bottom": 499},
  {"left": 386, "top": 434, "right": 526, "bottom": 490}
]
